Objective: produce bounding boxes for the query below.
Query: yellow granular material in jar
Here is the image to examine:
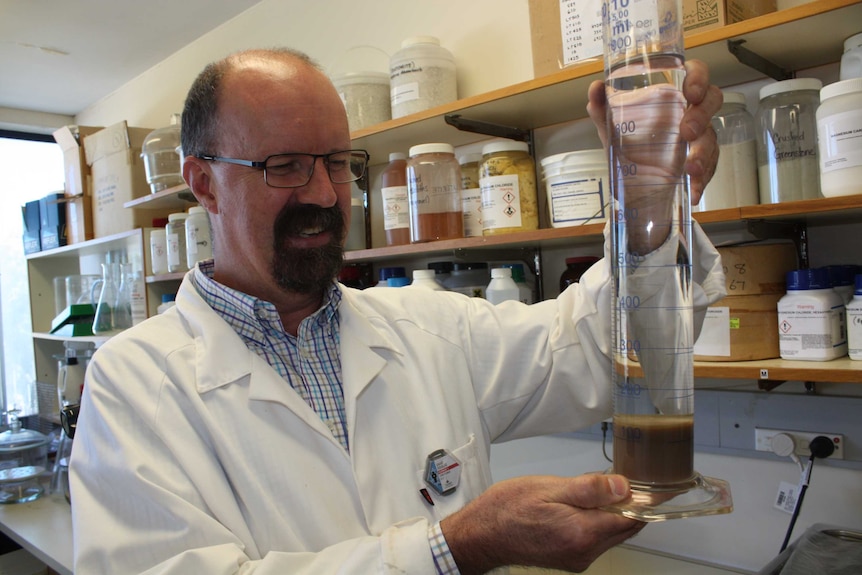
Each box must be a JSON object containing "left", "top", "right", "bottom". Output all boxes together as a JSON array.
[{"left": 480, "top": 152, "right": 539, "bottom": 235}]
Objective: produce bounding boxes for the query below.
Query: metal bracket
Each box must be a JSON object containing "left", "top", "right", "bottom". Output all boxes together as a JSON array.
[
  {"left": 727, "top": 39, "right": 793, "bottom": 81},
  {"left": 747, "top": 220, "right": 809, "bottom": 268},
  {"left": 444, "top": 114, "right": 532, "bottom": 145}
]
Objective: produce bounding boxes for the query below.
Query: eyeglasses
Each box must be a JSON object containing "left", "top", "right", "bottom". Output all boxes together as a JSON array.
[{"left": 200, "top": 149, "right": 369, "bottom": 188}]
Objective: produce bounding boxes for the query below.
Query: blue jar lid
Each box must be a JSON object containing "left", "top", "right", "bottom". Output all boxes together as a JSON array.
[
  {"left": 378, "top": 267, "right": 406, "bottom": 281},
  {"left": 855, "top": 274, "right": 862, "bottom": 295},
  {"left": 387, "top": 276, "right": 410, "bottom": 287},
  {"left": 786, "top": 268, "right": 830, "bottom": 290}
]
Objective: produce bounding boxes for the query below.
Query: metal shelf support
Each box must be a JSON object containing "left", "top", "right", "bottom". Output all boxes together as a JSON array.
[{"left": 727, "top": 39, "right": 793, "bottom": 81}]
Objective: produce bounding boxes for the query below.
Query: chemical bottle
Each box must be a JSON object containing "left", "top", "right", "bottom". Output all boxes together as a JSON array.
[
  {"left": 381, "top": 152, "right": 410, "bottom": 246},
  {"left": 185, "top": 206, "right": 213, "bottom": 268},
  {"left": 486, "top": 267, "right": 520, "bottom": 304},
  {"left": 777, "top": 268, "right": 847, "bottom": 361},
  {"left": 407, "top": 143, "right": 463, "bottom": 243},
  {"left": 157, "top": 294, "right": 176, "bottom": 314},
  {"left": 560, "top": 256, "right": 600, "bottom": 292},
  {"left": 150, "top": 228, "right": 168, "bottom": 276},
  {"left": 459, "top": 153, "right": 483, "bottom": 237},
  {"left": 389, "top": 36, "right": 457, "bottom": 119},
  {"left": 374, "top": 266, "right": 406, "bottom": 288},
  {"left": 427, "top": 261, "right": 453, "bottom": 286},
  {"left": 847, "top": 274, "right": 862, "bottom": 360},
  {"left": 387, "top": 276, "right": 411, "bottom": 287},
  {"left": 502, "top": 263, "right": 534, "bottom": 304},
  {"left": 166, "top": 213, "right": 189, "bottom": 274},
  {"left": 408, "top": 269, "right": 445, "bottom": 290},
  {"left": 444, "top": 262, "right": 488, "bottom": 298}
]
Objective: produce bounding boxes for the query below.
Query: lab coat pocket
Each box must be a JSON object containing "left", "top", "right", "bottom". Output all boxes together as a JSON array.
[{"left": 416, "top": 434, "right": 489, "bottom": 520}]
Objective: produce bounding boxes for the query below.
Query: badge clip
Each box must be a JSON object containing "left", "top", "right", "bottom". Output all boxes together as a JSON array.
[{"left": 424, "top": 449, "right": 461, "bottom": 496}]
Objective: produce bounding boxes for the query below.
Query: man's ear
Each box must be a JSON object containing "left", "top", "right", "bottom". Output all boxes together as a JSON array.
[{"left": 183, "top": 156, "right": 218, "bottom": 214}]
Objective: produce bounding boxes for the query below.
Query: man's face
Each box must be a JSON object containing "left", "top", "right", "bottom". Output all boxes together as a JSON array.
[{"left": 202, "top": 57, "right": 354, "bottom": 300}]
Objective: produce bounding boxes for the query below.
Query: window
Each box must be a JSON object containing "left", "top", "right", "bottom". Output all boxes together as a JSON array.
[{"left": 0, "top": 134, "right": 64, "bottom": 417}]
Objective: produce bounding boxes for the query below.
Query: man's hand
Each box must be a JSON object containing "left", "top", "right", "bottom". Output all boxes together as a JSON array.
[
  {"left": 441, "top": 474, "right": 645, "bottom": 574},
  {"left": 587, "top": 59, "right": 723, "bottom": 205}
]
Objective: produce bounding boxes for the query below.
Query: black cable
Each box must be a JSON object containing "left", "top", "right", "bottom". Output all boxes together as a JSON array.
[
  {"left": 601, "top": 421, "right": 613, "bottom": 463},
  {"left": 778, "top": 436, "right": 835, "bottom": 553}
]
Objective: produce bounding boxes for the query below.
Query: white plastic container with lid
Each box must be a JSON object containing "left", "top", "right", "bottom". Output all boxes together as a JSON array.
[
  {"left": 141, "top": 113, "right": 184, "bottom": 194},
  {"left": 479, "top": 140, "right": 539, "bottom": 235},
  {"left": 459, "top": 153, "right": 483, "bottom": 237},
  {"left": 408, "top": 268, "right": 445, "bottom": 290},
  {"left": 333, "top": 71, "right": 392, "bottom": 132},
  {"left": 444, "top": 262, "right": 488, "bottom": 298},
  {"left": 166, "top": 212, "right": 189, "bottom": 274},
  {"left": 840, "top": 31, "right": 862, "bottom": 81},
  {"left": 485, "top": 267, "right": 520, "bottom": 305},
  {"left": 698, "top": 91, "right": 759, "bottom": 211},
  {"left": 540, "top": 149, "right": 609, "bottom": 227},
  {"left": 816, "top": 78, "right": 862, "bottom": 198},
  {"left": 407, "top": 143, "right": 463, "bottom": 243},
  {"left": 150, "top": 228, "right": 168, "bottom": 276},
  {"left": 389, "top": 36, "right": 457, "bottom": 119},
  {"left": 185, "top": 206, "right": 213, "bottom": 268},
  {"left": 777, "top": 268, "right": 847, "bottom": 361},
  {"left": 847, "top": 274, "right": 862, "bottom": 360},
  {"left": 756, "top": 78, "right": 823, "bottom": 204}
]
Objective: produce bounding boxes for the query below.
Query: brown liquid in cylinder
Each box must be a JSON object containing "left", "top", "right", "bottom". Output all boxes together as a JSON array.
[
  {"left": 411, "top": 211, "right": 463, "bottom": 243},
  {"left": 613, "top": 414, "right": 694, "bottom": 485}
]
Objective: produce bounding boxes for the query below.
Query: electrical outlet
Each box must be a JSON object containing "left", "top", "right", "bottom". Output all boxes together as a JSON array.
[{"left": 754, "top": 428, "right": 844, "bottom": 460}]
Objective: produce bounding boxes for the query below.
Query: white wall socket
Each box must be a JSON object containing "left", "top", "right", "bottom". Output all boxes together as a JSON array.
[{"left": 754, "top": 428, "right": 844, "bottom": 460}]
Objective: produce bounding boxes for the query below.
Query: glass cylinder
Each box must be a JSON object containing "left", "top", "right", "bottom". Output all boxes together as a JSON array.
[
  {"left": 756, "top": 78, "right": 822, "bottom": 204},
  {"left": 407, "top": 143, "right": 463, "bottom": 243},
  {"left": 603, "top": 0, "right": 731, "bottom": 521}
]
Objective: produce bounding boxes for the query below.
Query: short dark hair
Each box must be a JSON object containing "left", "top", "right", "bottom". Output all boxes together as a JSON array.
[{"left": 180, "top": 48, "right": 321, "bottom": 159}]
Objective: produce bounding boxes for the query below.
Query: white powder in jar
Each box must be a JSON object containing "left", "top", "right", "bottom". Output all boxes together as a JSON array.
[
  {"left": 390, "top": 66, "right": 457, "bottom": 118},
  {"left": 334, "top": 72, "right": 391, "bottom": 132}
]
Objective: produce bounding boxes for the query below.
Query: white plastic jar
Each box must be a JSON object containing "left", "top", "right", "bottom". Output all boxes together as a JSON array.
[
  {"left": 777, "top": 268, "right": 847, "bottom": 361},
  {"left": 333, "top": 72, "right": 391, "bottom": 132},
  {"left": 184, "top": 206, "right": 213, "bottom": 268},
  {"left": 840, "top": 31, "right": 862, "bottom": 81},
  {"left": 389, "top": 36, "right": 457, "bottom": 119},
  {"left": 540, "top": 149, "right": 609, "bottom": 227},
  {"left": 847, "top": 274, "right": 862, "bottom": 360},
  {"left": 816, "top": 78, "right": 862, "bottom": 198},
  {"left": 150, "top": 228, "right": 168, "bottom": 276}
]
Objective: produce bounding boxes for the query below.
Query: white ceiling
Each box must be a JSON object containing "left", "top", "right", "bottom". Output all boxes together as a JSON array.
[{"left": 0, "top": 0, "right": 263, "bottom": 125}]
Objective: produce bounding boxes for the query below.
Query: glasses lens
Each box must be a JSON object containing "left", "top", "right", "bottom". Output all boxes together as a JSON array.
[
  {"left": 327, "top": 151, "right": 368, "bottom": 183},
  {"left": 265, "top": 154, "right": 313, "bottom": 187}
]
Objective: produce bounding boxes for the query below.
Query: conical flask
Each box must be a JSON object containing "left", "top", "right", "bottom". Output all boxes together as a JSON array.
[{"left": 92, "top": 262, "right": 120, "bottom": 334}]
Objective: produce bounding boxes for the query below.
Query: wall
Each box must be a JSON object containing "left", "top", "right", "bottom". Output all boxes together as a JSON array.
[{"left": 73, "top": 1, "right": 862, "bottom": 573}]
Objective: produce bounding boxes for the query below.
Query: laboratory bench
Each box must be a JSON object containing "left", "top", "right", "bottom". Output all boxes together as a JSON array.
[{"left": 0, "top": 491, "right": 73, "bottom": 575}]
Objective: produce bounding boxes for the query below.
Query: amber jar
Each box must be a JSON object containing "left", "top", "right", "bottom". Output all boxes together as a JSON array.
[{"left": 559, "top": 256, "right": 600, "bottom": 292}]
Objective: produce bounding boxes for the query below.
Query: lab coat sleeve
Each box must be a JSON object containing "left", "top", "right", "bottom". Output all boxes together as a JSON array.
[{"left": 70, "top": 333, "right": 442, "bottom": 575}]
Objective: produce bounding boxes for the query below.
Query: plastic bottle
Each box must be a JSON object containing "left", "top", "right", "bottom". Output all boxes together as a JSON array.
[
  {"left": 374, "top": 266, "right": 406, "bottom": 287},
  {"left": 389, "top": 36, "right": 457, "bottom": 119},
  {"left": 427, "top": 261, "right": 453, "bottom": 286},
  {"left": 444, "top": 262, "right": 488, "bottom": 298},
  {"left": 150, "top": 228, "right": 168, "bottom": 276},
  {"left": 777, "top": 268, "right": 847, "bottom": 361},
  {"left": 840, "top": 31, "right": 862, "bottom": 80},
  {"left": 486, "top": 267, "right": 520, "bottom": 304},
  {"left": 816, "top": 78, "right": 862, "bottom": 198},
  {"left": 409, "top": 269, "right": 445, "bottom": 290},
  {"left": 502, "top": 263, "right": 534, "bottom": 304},
  {"left": 756, "top": 78, "right": 823, "bottom": 204},
  {"left": 166, "top": 213, "right": 189, "bottom": 274},
  {"left": 459, "top": 153, "right": 483, "bottom": 237},
  {"left": 157, "top": 294, "right": 176, "bottom": 314},
  {"left": 407, "top": 143, "right": 463, "bottom": 243},
  {"left": 184, "top": 206, "right": 212, "bottom": 268},
  {"left": 698, "top": 91, "right": 759, "bottom": 211},
  {"left": 381, "top": 152, "right": 410, "bottom": 246},
  {"left": 847, "top": 274, "right": 862, "bottom": 360}
]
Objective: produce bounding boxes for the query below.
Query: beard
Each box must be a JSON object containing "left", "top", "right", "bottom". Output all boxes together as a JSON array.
[{"left": 270, "top": 203, "right": 345, "bottom": 295}]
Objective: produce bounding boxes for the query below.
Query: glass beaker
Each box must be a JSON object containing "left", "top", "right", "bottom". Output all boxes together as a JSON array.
[{"left": 602, "top": 0, "right": 731, "bottom": 521}]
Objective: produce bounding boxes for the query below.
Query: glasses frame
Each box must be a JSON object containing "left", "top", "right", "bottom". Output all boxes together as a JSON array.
[{"left": 199, "top": 149, "right": 370, "bottom": 188}]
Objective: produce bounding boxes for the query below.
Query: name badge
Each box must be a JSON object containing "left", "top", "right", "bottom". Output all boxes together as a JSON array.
[{"left": 424, "top": 449, "right": 461, "bottom": 496}]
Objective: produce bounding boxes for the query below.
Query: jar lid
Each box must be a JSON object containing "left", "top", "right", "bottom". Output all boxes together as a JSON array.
[
  {"left": 721, "top": 91, "right": 746, "bottom": 106},
  {"left": 389, "top": 152, "right": 407, "bottom": 162},
  {"left": 0, "top": 427, "right": 49, "bottom": 452},
  {"left": 759, "top": 78, "right": 822, "bottom": 100},
  {"left": 566, "top": 256, "right": 600, "bottom": 266},
  {"left": 845, "top": 31, "right": 862, "bottom": 52},
  {"left": 786, "top": 268, "right": 830, "bottom": 290},
  {"left": 482, "top": 140, "right": 530, "bottom": 155},
  {"left": 378, "top": 266, "right": 406, "bottom": 281},
  {"left": 409, "top": 143, "right": 454, "bottom": 156},
  {"left": 168, "top": 212, "right": 188, "bottom": 222},
  {"left": 459, "top": 153, "right": 482, "bottom": 165},
  {"left": 820, "top": 77, "right": 862, "bottom": 102},
  {"left": 188, "top": 206, "right": 206, "bottom": 215},
  {"left": 332, "top": 71, "right": 390, "bottom": 87},
  {"left": 387, "top": 276, "right": 411, "bottom": 287},
  {"left": 856, "top": 274, "right": 862, "bottom": 294},
  {"left": 412, "top": 269, "right": 436, "bottom": 280},
  {"left": 401, "top": 35, "right": 440, "bottom": 48},
  {"left": 490, "top": 267, "right": 512, "bottom": 279},
  {"left": 540, "top": 149, "right": 606, "bottom": 170}
]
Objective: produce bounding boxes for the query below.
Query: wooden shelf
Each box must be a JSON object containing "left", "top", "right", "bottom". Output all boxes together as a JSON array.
[
  {"left": 123, "top": 184, "right": 196, "bottom": 210},
  {"left": 695, "top": 357, "right": 862, "bottom": 384}
]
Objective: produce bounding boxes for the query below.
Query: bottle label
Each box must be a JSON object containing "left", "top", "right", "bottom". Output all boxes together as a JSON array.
[
  {"left": 167, "top": 232, "right": 180, "bottom": 267},
  {"left": 818, "top": 109, "right": 862, "bottom": 173},
  {"left": 382, "top": 185, "right": 410, "bottom": 231},
  {"left": 480, "top": 174, "right": 522, "bottom": 230},
  {"left": 548, "top": 177, "right": 606, "bottom": 225},
  {"left": 778, "top": 304, "right": 847, "bottom": 357},
  {"left": 461, "top": 187, "right": 483, "bottom": 237}
]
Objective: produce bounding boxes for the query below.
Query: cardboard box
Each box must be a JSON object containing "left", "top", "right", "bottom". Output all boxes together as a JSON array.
[
  {"left": 21, "top": 200, "right": 41, "bottom": 254},
  {"left": 38, "top": 192, "right": 66, "bottom": 250},
  {"left": 53, "top": 125, "right": 102, "bottom": 244},
  {"left": 84, "top": 121, "right": 172, "bottom": 237},
  {"left": 718, "top": 241, "right": 798, "bottom": 296},
  {"left": 683, "top": 0, "right": 726, "bottom": 33},
  {"left": 529, "top": 0, "right": 604, "bottom": 78},
  {"left": 726, "top": 0, "right": 776, "bottom": 24},
  {"left": 694, "top": 293, "right": 782, "bottom": 361}
]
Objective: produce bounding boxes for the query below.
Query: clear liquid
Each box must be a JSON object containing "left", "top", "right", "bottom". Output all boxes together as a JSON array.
[{"left": 608, "top": 53, "right": 694, "bottom": 421}]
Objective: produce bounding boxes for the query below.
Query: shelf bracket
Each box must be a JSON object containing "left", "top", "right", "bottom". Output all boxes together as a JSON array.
[
  {"left": 757, "top": 379, "right": 787, "bottom": 392},
  {"left": 727, "top": 40, "right": 793, "bottom": 81},
  {"left": 444, "top": 114, "right": 532, "bottom": 145},
  {"left": 747, "top": 219, "right": 809, "bottom": 269}
]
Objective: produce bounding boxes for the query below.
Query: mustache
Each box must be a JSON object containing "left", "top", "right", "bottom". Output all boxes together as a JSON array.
[{"left": 273, "top": 203, "right": 345, "bottom": 241}]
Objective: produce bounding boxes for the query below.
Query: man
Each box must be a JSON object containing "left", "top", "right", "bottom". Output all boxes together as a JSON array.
[{"left": 70, "top": 47, "right": 724, "bottom": 574}]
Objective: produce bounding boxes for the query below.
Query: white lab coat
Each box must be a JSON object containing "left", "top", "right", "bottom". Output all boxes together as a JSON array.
[{"left": 70, "top": 226, "right": 724, "bottom": 574}]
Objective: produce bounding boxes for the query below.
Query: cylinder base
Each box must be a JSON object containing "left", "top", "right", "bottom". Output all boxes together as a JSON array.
[{"left": 601, "top": 470, "right": 732, "bottom": 522}]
